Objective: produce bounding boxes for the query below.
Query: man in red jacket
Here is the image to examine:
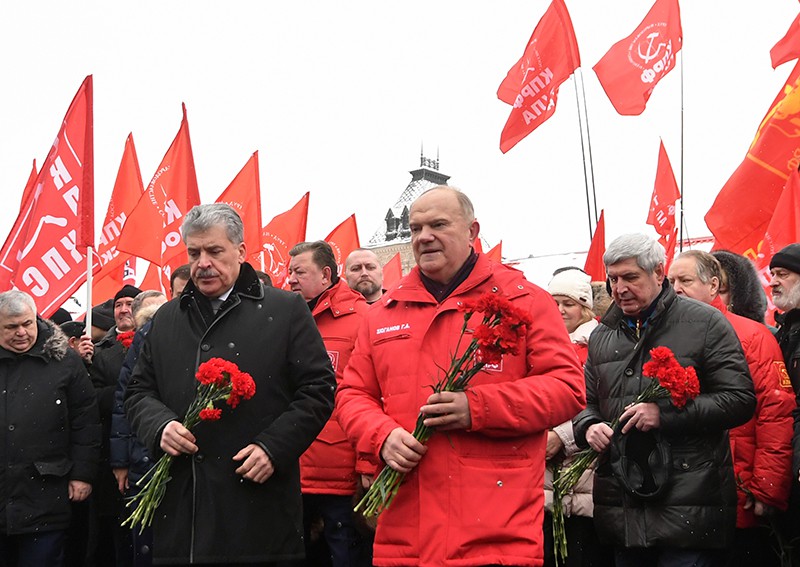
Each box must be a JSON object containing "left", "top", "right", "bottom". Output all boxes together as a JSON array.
[
  {"left": 669, "top": 250, "right": 794, "bottom": 566},
  {"left": 288, "top": 240, "right": 372, "bottom": 567},
  {"left": 336, "top": 186, "right": 586, "bottom": 567}
]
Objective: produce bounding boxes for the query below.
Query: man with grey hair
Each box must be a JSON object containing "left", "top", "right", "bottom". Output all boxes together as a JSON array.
[
  {"left": 0, "top": 290, "right": 100, "bottom": 565},
  {"left": 125, "top": 203, "right": 335, "bottom": 566},
  {"left": 573, "top": 233, "right": 755, "bottom": 566}
]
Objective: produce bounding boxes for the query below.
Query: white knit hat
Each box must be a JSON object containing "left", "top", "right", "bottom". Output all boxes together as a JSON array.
[{"left": 548, "top": 269, "right": 593, "bottom": 310}]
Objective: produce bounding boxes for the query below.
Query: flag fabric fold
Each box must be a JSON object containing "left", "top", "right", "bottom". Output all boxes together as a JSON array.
[
  {"left": 705, "top": 61, "right": 800, "bottom": 256},
  {"left": 486, "top": 241, "right": 503, "bottom": 264},
  {"left": 259, "top": 193, "right": 309, "bottom": 289},
  {"left": 10, "top": 76, "right": 95, "bottom": 316},
  {"left": 771, "top": 13, "right": 800, "bottom": 69},
  {"left": 584, "top": 210, "right": 606, "bottom": 281},
  {"left": 0, "top": 161, "right": 38, "bottom": 290},
  {"left": 647, "top": 140, "right": 681, "bottom": 242},
  {"left": 215, "top": 151, "right": 262, "bottom": 259},
  {"left": 497, "top": 0, "right": 581, "bottom": 153},
  {"left": 116, "top": 104, "right": 200, "bottom": 282},
  {"left": 324, "top": 214, "right": 360, "bottom": 276},
  {"left": 593, "top": 0, "right": 682, "bottom": 116},
  {"left": 382, "top": 253, "right": 403, "bottom": 290}
]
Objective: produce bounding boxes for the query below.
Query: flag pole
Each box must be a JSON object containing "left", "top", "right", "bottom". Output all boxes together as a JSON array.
[
  {"left": 85, "top": 247, "right": 93, "bottom": 332},
  {"left": 578, "top": 68, "right": 599, "bottom": 225},
  {"left": 679, "top": 50, "right": 685, "bottom": 252},
  {"left": 572, "top": 72, "right": 595, "bottom": 242}
]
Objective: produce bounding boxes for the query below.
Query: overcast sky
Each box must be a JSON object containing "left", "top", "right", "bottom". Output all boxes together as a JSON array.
[{"left": 1, "top": 1, "right": 797, "bottom": 269}]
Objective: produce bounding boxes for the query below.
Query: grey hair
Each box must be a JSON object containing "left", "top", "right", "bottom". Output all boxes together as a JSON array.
[
  {"left": 416, "top": 186, "right": 475, "bottom": 222},
  {"left": 0, "top": 290, "right": 37, "bottom": 317},
  {"left": 675, "top": 250, "right": 722, "bottom": 284},
  {"left": 604, "top": 233, "right": 665, "bottom": 273},
  {"left": 132, "top": 290, "right": 167, "bottom": 318},
  {"left": 182, "top": 203, "right": 244, "bottom": 245}
]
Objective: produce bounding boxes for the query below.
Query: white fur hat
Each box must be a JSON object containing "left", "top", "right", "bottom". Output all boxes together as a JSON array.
[{"left": 548, "top": 269, "right": 593, "bottom": 310}]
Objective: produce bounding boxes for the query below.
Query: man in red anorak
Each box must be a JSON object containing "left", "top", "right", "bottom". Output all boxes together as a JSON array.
[{"left": 336, "top": 186, "right": 586, "bottom": 566}]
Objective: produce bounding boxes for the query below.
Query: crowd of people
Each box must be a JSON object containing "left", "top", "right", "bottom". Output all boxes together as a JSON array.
[{"left": 2, "top": 186, "right": 800, "bottom": 567}]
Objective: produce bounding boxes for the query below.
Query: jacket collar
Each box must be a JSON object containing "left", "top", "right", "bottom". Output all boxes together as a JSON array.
[{"left": 310, "top": 279, "right": 364, "bottom": 318}]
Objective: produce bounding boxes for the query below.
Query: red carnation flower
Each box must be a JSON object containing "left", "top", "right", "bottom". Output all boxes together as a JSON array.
[{"left": 199, "top": 408, "right": 222, "bottom": 421}]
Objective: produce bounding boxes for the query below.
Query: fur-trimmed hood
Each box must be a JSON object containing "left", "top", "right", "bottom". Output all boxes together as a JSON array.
[
  {"left": 38, "top": 317, "right": 70, "bottom": 361},
  {"left": 134, "top": 303, "right": 162, "bottom": 330},
  {"left": 712, "top": 250, "right": 767, "bottom": 324}
]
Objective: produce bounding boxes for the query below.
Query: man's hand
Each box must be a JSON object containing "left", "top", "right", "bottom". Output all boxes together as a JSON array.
[
  {"left": 381, "top": 427, "right": 427, "bottom": 474},
  {"left": 619, "top": 402, "right": 660, "bottom": 434},
  {"left": 78, "top": 335, "right": 94, "bottom": 363},
  {"left": 112, "top": 468, "right": 129, "bottom": 494},
  {"left": 586, "top": 422, "right": 614, "bottom": 453},
  {"left": 160, "top": 420, "right": 198, "bottom": 456},
  {"left": 744, "top": 496, "right": 776, "bottom": 518},
  {"left": 420, "top": 391, "right": 471, "bottom": 430},
  {"left": 69, "top": 480, "right": 92, "bottom": 502},
  {"left": 232, "top": 444, "right": 274, "bottom": 484},
  {"left": 360, "top": 475, "right": 374, "bottom": 490},
  {"left": 546, "top": 430, "right": 564, "bottom": 460}
]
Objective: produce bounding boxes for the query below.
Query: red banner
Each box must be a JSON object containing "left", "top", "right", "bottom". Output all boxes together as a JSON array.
[
  {"left": 497, "top": 0, "right": 580, "bottom": 153},
  {"left": 593, "top": 0, "right": 682, "bottom": 115},
  {"left": 215, "top": 151, "right": 262, "bottom": 259},
  {"left": 772, "top": 13, "right": 800, "bottom": 69},
  {"left": 259, "top": 192, "right": 309, "bottom": 289},
  {"left": 93, "top": 133, "right": 145, "bottom": 302},
  {"left": 0, "top": 161, "right": 38, "bottom": 290},
  {"left": 584, "top": 210, "right": 606, "bottom": 281},
  {"left": 325, "top": 214, "right": 360, "bottom": 276},
  {"left": 646, "top": 140, "right": 681, "bottom": 240},
  {"left": 755, "top": 168, "right": 800, "bottom": 323},
  {"left": 116, "top": 104, "right": 200, "bottom": 283},
  {"left": 486, "top": 241, "right": 503, "bottom": 263},
  {"left": 382, "top": 252, "right": 403, "bottom": 290},
  {"left": 10, "top": 76, "right": 95, "bottom": 317},
  {"left": 705, "top": 61, "right": 800, "bottom": 257}
]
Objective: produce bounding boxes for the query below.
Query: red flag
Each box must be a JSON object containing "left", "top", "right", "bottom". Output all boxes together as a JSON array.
[
  {"left": 473, "top": 238, "right": 484, "bottom": 254},
  {"left": 11, "top": 76, "right": 95, "bottom": 316},
  {"left": 646, "top": 140, "right": 681, "bottom": 240},
  {"left": 583, "top": 210, "right": 606, "bottom": 281},
  {"left": 117, "top": 104, "right": 200, "bottom": 282},
  {"left": 593, "top": 0, "right": 682, "bottom": 115},
  {"left": 705, "top": 61, "right": 800, "bottom": 256},
  {"left": 0, "top": 161, "right": 39, "bottom": 290},
  {"left": 325, "top": 214, "right": 360, "bottom": 276},
  {"left": 663, "top": 228, "right": 679, "bottom": 273},
  {"left": 260, "top": 193, "right": 309, "bottom": 289},
  {"left": 497, "top": 0, "right": 580, "bottom": 153},
  {"left": 771, "top": 13, "right": 800, "bottom": 69},
  {"left": 755, "top": 168, "right": 800, "bottom": 324},
  {"left": 486, "top": 241, "right": 503, "bottom": 263},
  {"left": 382, "top": 253, "right": 403, "bottom": 290},
  {"left": 92, "top": 134, "right": 145, "bottom": 302},
  {"left": 215, "top": 151, "right": 262, "bottom": 259}
]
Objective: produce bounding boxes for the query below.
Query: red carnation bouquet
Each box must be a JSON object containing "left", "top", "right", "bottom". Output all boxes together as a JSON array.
[
  {"left": 123, "top": 357, "right": 256, "bottom": 533},
  {"left": 355, "top": 292, "right": 532, "bottom": 517},
  {"left": 551, "top": 346, "right": 700, "bottom": 565},
  {"left": 116, "top": 330, "right": 135, "bottom": 350}
]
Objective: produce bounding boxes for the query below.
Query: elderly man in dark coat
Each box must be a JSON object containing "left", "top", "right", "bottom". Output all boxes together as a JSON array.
[
  {"left": 573, "top": 233, "right": 756, "bottom": 567},
  {"left": 0, "top": 290, "right": 100, "bottom": 566},
  {"left": 125, "top": 203, "right": 335, "bottom": 566}
]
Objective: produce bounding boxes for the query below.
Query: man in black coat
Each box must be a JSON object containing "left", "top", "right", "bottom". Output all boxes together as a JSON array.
[
  {"left": 125, "top": 204, "right": 335, "bottom": 566},
  {"left": 0, "top": 290, "right": 100, "bottom": 566},
  {"left": 573, "top": 233, "right": 755, "bottom": 567}
]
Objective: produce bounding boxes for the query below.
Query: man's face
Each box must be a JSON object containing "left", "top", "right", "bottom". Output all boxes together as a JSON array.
[
  {"left": 0, "top": 305, "right": 37, "bottom": 353},
  {"left": 171, "top": 276, "right": 189, "bottom": 298},
  {"left": 114, "top": 297, "right": 135, "bottom": 332},
  {"left": 770, "top": 267, "right": 800, "bottom": 312},
  {"left": 186, "top": 224, "right": 246, "bottom": 299},
  {"left": 409, "top": 189, "right": 479, "bottom": 284},
  {"left": 288, "top": 251, "right": 331, "bottom": 301},
  {"left": 667, "top": 256, "right": 718, "bottom": 305},
  {"left": 345, "top": 250, "right": 382, "bottom": 300},
  {"left": 607, "top": 257, "right": 664, "bottom": 317}
]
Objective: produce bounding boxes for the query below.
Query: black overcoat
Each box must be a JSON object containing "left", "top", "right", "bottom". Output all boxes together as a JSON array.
[{"left": 125, "top": 263, "right": 335, "bottom": 564}]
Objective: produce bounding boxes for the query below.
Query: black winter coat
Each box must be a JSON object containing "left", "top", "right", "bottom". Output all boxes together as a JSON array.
[
  {"left": 0, "top": 318, "right": 100, "bottom": 534},
  {"left": 125, "top": 263, "right": 335, "bottom": 564},
  {"left": 775, "top": 309, "right": 800, "bottom": 478},
  {"left": 573, "top": 282, "right": 756, "bottom": 549}
]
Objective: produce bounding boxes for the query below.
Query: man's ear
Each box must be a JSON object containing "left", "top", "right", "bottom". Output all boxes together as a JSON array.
[{"left": 468, "top": 219, "right": 480, "bottom": 243}]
